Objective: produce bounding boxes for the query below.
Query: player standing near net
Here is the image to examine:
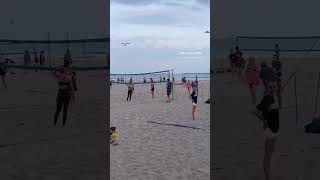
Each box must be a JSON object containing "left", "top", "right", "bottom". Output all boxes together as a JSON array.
[
  {"left": 64, "top": 49, "right": 73, "bottom": 68},
  {"left": 235, "top": 46, "right": 243, "bottom": 76},
  {"left": 24, "top": 50, "right": 31, "bottom": 66},
  {"left": 53, "top": 66, "right": 75, "bottom": 126},
  {"left": 243, "top": 57, "right": 260, "bottom": 105},
  {"left": 274, "top": 44, "right": 280, "bottom": 60},
  {"left": 39, "top": 50, "right": 45, "bottom": 66},
  {"left": 166, "top": 79, "right": 172, "bottom": 102},
  {"left": 229, "top": 48, "right": 237, "bottom": 78},
  {"left": 271, "top": 44, "right": 282, "bottom": 109},
  {"left": 186, "top": 80, "right": 192, "bottom": 95},
  {"left": 0, "top": 58, "right": 14, "bottom": 89},
  {"left": 127, "top": 81, "right": 134, "bottom": 101},
  {"left": 150, "top": 78, "right": 155, "bottom": 98},
  {"left": 34, "top": 51, "right": 39, "bottom": 72},
  {"left": 260, "top": 62, "right": 276, "bottom": 96},
  {"left": 253, "top": 80, "right": 280, "bottom": 180}
]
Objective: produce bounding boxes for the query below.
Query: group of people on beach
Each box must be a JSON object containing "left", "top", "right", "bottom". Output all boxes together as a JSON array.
[
  {"left": 123, "top": 75, "right": 200, "bottom": 120},
  {"left": 3, "top": 47, "right": 76, "bottom": 126},
  {"left": 23, "top": 48, "right": 72, "bottom": 69},
  {"left": 233, "top": 44, "right": 281, "bottom": 180},
  {"left": 229, "top": 46, "right": 246, "bottom": 77},
  {"left": 24, "top": 50, "right": 45, "bottom": 67}
]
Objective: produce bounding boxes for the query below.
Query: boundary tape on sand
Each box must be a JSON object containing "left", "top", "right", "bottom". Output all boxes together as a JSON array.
[{"left": 147, "top": 121, "right": 208, "bottom": 131}]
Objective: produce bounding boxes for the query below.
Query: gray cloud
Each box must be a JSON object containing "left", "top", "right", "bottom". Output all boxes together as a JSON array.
[
  {"left": 112, "top": 0, "right": 209, "bottom": 6},
  {"left": 213, "top": 0, "right": 320, "bottom": 37},
  {"left": 0, "top": 0, "right": 108, "bottom": 39}
]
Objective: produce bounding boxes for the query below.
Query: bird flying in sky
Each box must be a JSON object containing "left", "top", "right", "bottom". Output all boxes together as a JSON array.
[{"left": 121, "top": 42, "right": 131, "bottom": 46}]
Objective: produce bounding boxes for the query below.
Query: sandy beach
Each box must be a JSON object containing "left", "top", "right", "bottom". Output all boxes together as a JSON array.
[
  {"left": 110, "top": 80, "right": 210, "bottom": 180},
  {"left": 212, "top": 58, "right": 320, "bottom": 180},
  {"left": 0, "top": 67, "right": 107, "bottom": 179}
]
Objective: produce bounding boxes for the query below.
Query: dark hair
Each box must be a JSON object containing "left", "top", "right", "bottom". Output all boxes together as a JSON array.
[{"left": 110, "top": 127, "right": 116, "bottom": 131}]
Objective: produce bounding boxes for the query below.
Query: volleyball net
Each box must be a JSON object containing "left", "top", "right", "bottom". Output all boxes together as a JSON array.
[
  {"left": 0, "top": 33, "right": 109, "bottom": 71},
  {"left": 235, "top": 35, "right": 320, "bottom": 58},
  {"left": 183, "top": 73, "right": 210, "bottom": 80},
  {"left": 111, "top": 70, "right": 171, "bottom": 84}
]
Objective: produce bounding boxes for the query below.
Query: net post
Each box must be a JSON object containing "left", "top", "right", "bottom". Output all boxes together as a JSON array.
[
  {"left": 172, "top": 69, "right": 174, "bottom": 100},
  {"left": 295, "top": 74, "right": 298, "bottom": 129},
  {"left": 67, "top": 32, "right": 69, "bottom": 50},
  {"left": 47, "top": 32, "right": 51, "bottom": 68}
]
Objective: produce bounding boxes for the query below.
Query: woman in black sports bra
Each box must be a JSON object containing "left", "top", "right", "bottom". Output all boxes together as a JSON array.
[
  {"left": 190, "top": 89, "right": 198, "bottom": 120},
  {"left": 53, "top": 66, "right": 74, "bottom": 126}
]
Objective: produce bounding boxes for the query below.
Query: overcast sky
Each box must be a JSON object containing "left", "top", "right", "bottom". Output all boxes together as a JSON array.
[
  {"left": 213, "top": 0, "right": 320, "bottom": 37},
  {"left": 0, "top": 0, "right": 108, "bottom": 40},
  {"left": 110, "top": 0, "right": 210, "bottom": 73}
]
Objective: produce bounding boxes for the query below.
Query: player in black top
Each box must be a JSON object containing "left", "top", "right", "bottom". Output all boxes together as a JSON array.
[
  {"left": 0, "top": 61, "right": 8, "bottom": 89},
  {"left": 253, "top": 80, "right": 279, "bottom": 180},
  {"left": 150, "top": 78, "right": 155, "bottom": 98},
  {"left": 190, "top": 90, "right": 198, "bottom": 120},
  {"left": 0, "top": 58, "right": 14, "bottom": 89},
  {"left": 166, "top": 79, "right": 172, "bottom": 102},
  {"left": 271, "top": 54, "right": 282, "bottom": 109},
  {"left": 229, "top": 49, "right": 237, "bottom": 77}
]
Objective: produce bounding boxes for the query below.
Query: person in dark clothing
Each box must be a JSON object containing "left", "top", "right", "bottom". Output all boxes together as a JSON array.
[
  {"left": 34, "top": 51, "right": 39, "bottom": 72},
  {"left": 229, "top": 49, "right": 237, "bottom": 77},
  {"left": 0, "top": 58, "right": 14, "bottom": 89},
  {"left": 64, "top": 49, "right": 72, "bottom": 68},
  {"left": 39, "top": 50, "right": 45, "bottom": 66},
  {"left": 271, "top": 55, "right": 283, "bottom": 109},
  {"left": 166, "top": 79, "right": 172, "bottom": 102},
  {"left": 24, "top": 50, "right": 31, "bottom": 65},
  {"left": 190, "top": 89, "right": 198, "bottom": 120},
  {"left": 53, "top": 66, "right": 75, "bottom": 126},
  {"left": 260, "top": 62, "right": 277, "bottom": 95},
  {"left": 274, "top": 44, "right": 280, "bottom": 61},
  {"left": 34, "top": 51, "right": 39, "bottom": 64},
  {"left": 127, "top": 82, "right": 134, "bottom": 101},
  {"left": 253, "top": 80, "right": 279, "bottom": 180},
  {"left": 150, "top": 78, "right": 155, "bottom": 98},
  {"left": 0, "top": 60, "right": 8, "bottom": 88}
]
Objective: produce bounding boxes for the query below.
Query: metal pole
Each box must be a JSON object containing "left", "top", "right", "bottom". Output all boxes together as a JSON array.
[
  {"left": 48, "top": 32, "right": 51, "bottom": 67},
  {"left": 172, "top": 69, "right": 174, "bottom": 100},
  {"left": 314, "top": 72, "right": 320, "bottom": 115},
  {"left": 295, "top": 74, "right": 298, "bottom": 128},
  {"left": 67, "top": 32, "right": 69, "bottom": 50},
  {"left": 202, "top": 81, "right": 204, "bottom": 102}
]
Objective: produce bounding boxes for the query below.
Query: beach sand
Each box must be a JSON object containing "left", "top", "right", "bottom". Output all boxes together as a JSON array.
[
  {"left": 212, "top": 58, "right": 320, "bottom": 180},
  {"left": 0, "top": 68, "right": 107, "bottom": 179},
  {"left": 110, "top": 81, "right": 210, "bottom": 180}
]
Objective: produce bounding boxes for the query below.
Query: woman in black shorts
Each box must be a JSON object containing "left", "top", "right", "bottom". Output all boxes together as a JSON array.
[
  {"left": 0, "top": 62, "right": 7, "bottom": 89},
  {"left": 254, "top": 80, "right": 279, "bottom": 180},
  {"left": 127, "top": 81, "right": 134, "bottom": 101},
  {"left": 53, "top": 66, "right": 75, "bottom": 126}
]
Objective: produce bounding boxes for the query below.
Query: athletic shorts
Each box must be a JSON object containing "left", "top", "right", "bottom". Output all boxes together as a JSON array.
[
  {"left": 263, "top": 128, "right": 279, "bottom": 140},
  {"left": 167, "top": 90, "right": 171, "bottom": 96}
]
